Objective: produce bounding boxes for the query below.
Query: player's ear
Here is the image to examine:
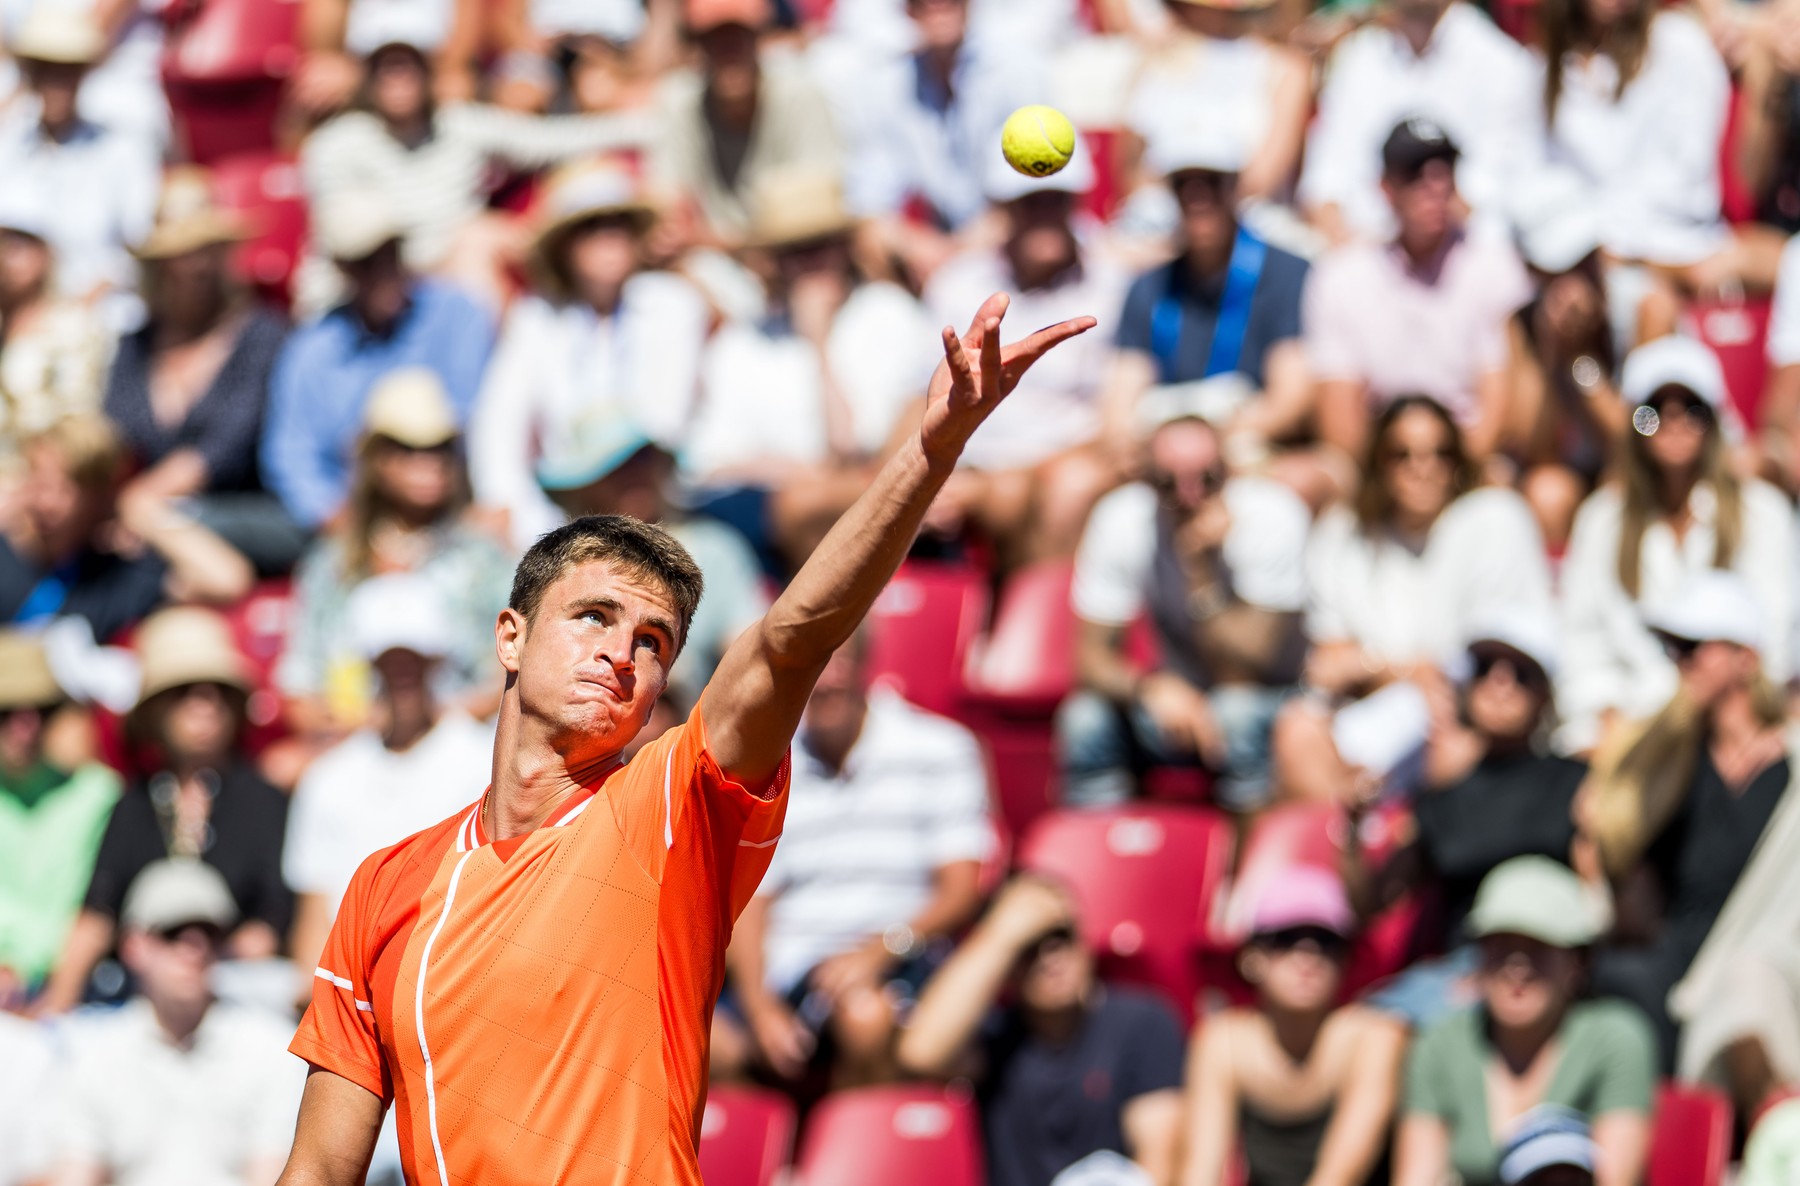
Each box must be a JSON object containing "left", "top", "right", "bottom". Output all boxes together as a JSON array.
[{"left": 496, "top": 607, "right": 526, "bottom": 674}]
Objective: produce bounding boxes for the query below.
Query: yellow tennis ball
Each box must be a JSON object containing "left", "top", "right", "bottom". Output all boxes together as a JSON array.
[{"left": 1002, "top": 105, "right": 1077, "bottom": 179}]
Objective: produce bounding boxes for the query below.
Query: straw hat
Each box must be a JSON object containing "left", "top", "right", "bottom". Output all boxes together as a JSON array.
[
  {"left": 0, "top": 631, "right": 63, "bottom": 710},
  {"left": 745, "top": 168, "right": 857, "bottom": 251},
  {"left": 685, "top": 0, "right": 772, "bottom": 32},
  {"left": 312, "top": 189, "right": 405, "bottom": 263},
  {"left": 362, "top": 368, "right": 460, "bottom": 448},
  {"left": 11, "top": 4, "right": 105, "bottom": 65},
  {"left": 529, "top": 160, "right": 656, "bottom": 300},
  {"left": 134, "top": 167, "right": 253, "bottom": 261},
  {"left": 132, "top": 607, "right": 251, "bottom": 708}
]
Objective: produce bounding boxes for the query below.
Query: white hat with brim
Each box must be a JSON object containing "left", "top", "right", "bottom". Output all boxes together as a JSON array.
[
  {"left": 984, "top": 143, "right": 1098, "bottom": 206},
  {"left": 1464, "top": 607, "right": 1561, "bottom": 682},
  {"left": 537, "top": 412, "right": 657, "bottom": 491},
  {"left": 362, "top": 368, "right": 460, "bottom": 448},
  {"left": 132, "top": 607, "right": 252, "bottom": 709},
  {"left": 122, "top": 858, "right": 239, "bottom": 932},
  {"left": 347, "top": 572, "right": 454, "bottom": 661},
  {"left": 1620, "top": 335, "right": 1727, "bottom": 409},
  {"left": 1148, "top": 121, "right": 1250, "bottom": 179},
  {"left": 313, "top": 190, "right": 405, "bottom": 263},
  {"left": 529, "top": 161, "right": 656, "bottom": 299},
  {"left": 1467, "top": 856, "right": 1605, "bottom": 948},
  {"left": 1642, "top": 568, "right": 1764, "bottom": 652},
  {"left": 11, "top": 5, "right": 105, "bottom": 64}
]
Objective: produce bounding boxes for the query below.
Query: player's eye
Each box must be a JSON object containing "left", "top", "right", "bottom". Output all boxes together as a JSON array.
[
  {"left": 581, "top": 610, "right": 606, "bottom": 625},
  {"left": 635, "top": 635, "right": 661, "bottom": 655}
]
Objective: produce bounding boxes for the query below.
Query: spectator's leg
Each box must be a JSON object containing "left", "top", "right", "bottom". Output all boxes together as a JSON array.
[
  {"left": 1208, "top": 684, "right": 1296, "bottom": 813},
  {"left": 1056, "top": 690, "right": 1139, "bottom": 807},
  {"left": 1519, "top": 464, "right": 1587, "bottom": 555},
  {"left": 1269, "top": 698, "right": 1353, "bottom": 805}
]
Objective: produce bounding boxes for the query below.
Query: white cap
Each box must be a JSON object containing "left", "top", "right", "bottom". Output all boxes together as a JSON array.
[
  {"left": 122, "top": 859, "right": 238, "bottom": 932},
  {"left": 313, "top": 189, "right": 405, "bottom": 262},
  {"left": 1620, "top": 336, "right": 1726, "bottom": 409},
  {"left": 1147, "top": 120, "right": 1249, "bottom": 178},
  {"left": 1466, "top": 606, "right": 1561, "bottom": 681},
  {"left": 1643, "top": 569, "right": 1763, "bottom": 651},
  {"left": 984, "top": 142, "right": 1097, "bottom": 205},
  {"left": 347, "top": 573, "right": 455, "bottom": 661},
  {"left": 1511, "top": 167, "right": 1603, "bottom": 274}
]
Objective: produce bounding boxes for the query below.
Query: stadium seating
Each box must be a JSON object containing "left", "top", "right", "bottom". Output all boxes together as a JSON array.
[
  {"left": 793, "top": 1085, "right": 986, "bottom": 1186},
  {"left": 697, "top": 1085, "right": 797, "bottom": 1186},
  {"left": 1647, "top": 1082, "right": 1733, "bottom": 1186},
  {"left": 963, "top": 560, "right": 1076, "bottom": 714},
  {"left": 1686, "top": 294, "right": 1774, "bottom": 432},
  {"left": 1016, "top": 804, "right": 1234, "bottom": 1026},
  {"left": 162, "top": 0, "right": 299, "bottom": 163},
  {"left": 864, "top": 561, "right": 990, "bottom": 720},
  {"left": 209, "top": 152, "right": 308, "bottom": 305}
]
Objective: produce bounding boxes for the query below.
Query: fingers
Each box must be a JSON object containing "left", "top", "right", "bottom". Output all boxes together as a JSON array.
[
  {"left": 979, "top": 315, "right": 1003, "bottom": 403},
  {"left": 999, "top": 316, "right": 1100, "bottom": 386},
  {"left": 961, "top": 292, "right": 1011, "bottom": 351}
]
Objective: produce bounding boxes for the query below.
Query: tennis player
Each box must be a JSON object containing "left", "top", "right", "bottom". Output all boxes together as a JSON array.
[{"left": 275, "top": 294, "right": 1094, "bottom": 1186}]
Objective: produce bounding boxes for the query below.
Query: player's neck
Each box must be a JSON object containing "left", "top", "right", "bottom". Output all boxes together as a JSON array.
[{"left": 489, "top": 705, "right": 624, "bottom": 840}]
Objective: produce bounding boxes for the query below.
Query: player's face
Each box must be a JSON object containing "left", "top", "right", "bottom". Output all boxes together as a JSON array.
[{"left": 506, "top": 560, "right": 680, "bottom": 760}]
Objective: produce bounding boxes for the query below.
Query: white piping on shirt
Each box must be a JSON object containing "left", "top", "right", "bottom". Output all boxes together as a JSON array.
[
  {"left": 663, "top": 751, "right": 674, "bottom": 851},
  {"left": 738, "top": 835, "right": 782, "bottom": 849},
  {"left": 314, "top": 966, "right": 374, "bottom": 1011},
  {"left": 415, "top": 849, "right": 474, "bottom": 1186}
]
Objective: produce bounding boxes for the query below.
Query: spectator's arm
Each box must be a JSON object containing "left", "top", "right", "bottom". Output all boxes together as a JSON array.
[
  {"left": 1738, "top": 39, "right": 1792, "bottom": 202},
  {"left": 1593, "top": 1111, "right": 1651, "bottom": 1186},
  {"left": 118, "top": 488, "right": 255, "bottom": 605},
  {"left": 274, "top": 1069, "right": 385, "bottom": 1186},
  {"left": 1177, "top": 1016, "right": 1240, "bottom": 1186},
  {"left": 261, "top": 347, "right": 340, "bottom": 530},
  {"left": 1309, "top": 1013, "right": 1407, "bottom": 1186},
  {"left": 33, "top": 910, "right": 115, "bottom": 1016},
  {"left": 1233, "top": 339, "right": 1316, "bottom": 444},
  {"left": 1123, "top": 1091, "right": 1184, "bottom": 1186},
  {"left": 1239, "top": 48, "right": 1310, "bottom": 201},
  {"left": 1390, "top": 1114, "right": 1453, "bottom": 1186},
  {"left": 455, "top": 104, "right": 655, "bottom": 173},
  {"left": 1076, "top": 617, "right": 1141, "bottom": 704}
]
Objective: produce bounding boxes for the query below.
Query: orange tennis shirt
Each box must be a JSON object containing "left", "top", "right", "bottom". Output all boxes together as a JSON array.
[{"left": 291, "top": 704, "right": 788, "bottom": 1185}]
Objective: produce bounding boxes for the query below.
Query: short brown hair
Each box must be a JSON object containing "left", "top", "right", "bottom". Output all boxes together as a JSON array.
[
  {"left": 509, "top": 515, "right": 704, "bottom": 647},
  {"left": 28, "top": 414, "right": 126, "bottom": 492}
]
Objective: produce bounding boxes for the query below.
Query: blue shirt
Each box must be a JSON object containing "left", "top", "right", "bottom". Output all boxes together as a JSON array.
[
  {"left": 261, "top": 280, "right": 495, "bottom": 526},
  {"left": 1115, "top": 246, "right": 1310, "bottom": 389}
]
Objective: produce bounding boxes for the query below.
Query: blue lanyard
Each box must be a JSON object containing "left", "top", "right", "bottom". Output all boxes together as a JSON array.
[
  {"left": 14, "top": 564, "right": 74, "bottom": 625},
  {"left": 1148, "top": 224, "right": 1269, "bottom": 383}
]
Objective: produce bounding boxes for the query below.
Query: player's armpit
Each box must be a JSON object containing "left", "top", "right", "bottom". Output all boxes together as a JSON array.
[{"left": 274, "top": 1067, "right": 386, "bottom": 1186}]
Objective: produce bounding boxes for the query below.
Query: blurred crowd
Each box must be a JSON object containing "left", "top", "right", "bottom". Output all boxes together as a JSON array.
[{"left": 9, "top": 0, "right": 1800, "bottom": 1181}]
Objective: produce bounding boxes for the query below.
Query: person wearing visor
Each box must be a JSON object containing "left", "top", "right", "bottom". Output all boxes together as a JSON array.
[
  {"left": 1394, "top": 857, "right": 1654, "bottom": 1186},
  {"left": 899, "top": 876, "right": 1185, "bottom": 1186},
  {"left": 1179, "top": 867, "right": 1404, "bottom": 1186},
  {"left": 1496, "top": 1107, "right": 1599, "bottom": 1186},
  {"left": 1560, "top": 336, "right": 1793, "bottom": 753}
]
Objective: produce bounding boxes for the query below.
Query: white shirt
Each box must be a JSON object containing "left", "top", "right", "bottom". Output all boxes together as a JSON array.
[
  {"left": 1071, "top": 476, "right": 1311, "bottom": 626},
  {"left": 283, "top": 711, "right": 495, "bottom": 913},
  {"left": 1306, "top": 487, "right": 1553, "bottom": 663},
  {"left": 471, "top": 274, "right": 712, "bottom": 548},
  {"left": 51, "top": 999, "right": 306, "bottom": 1186},
  {"left": 1125, "top": 36, "right": 1275, "bottom": 169},
  {"left": 1769, "top": 234, "right": 1800, "bottom": 368},
  {"left": 1559, "top": 479, "right": 1795, "bottom": 750},
  {"left": 760, "top": 688, "right": 996, "bottom": 994},
  {"left": 1299, "top": 3, "right": 1534, "bottom": 241},
  {"left": 925, "top": 245, "right": 1127, "bottom": 470},
  {"left": 1528, "top": 12, "right": 1729, "bottom": 267},
  {"left": 0, "top": 1014, "right": 53, "bottom": 1186},
  {"left": 526, "top": 0, "right": 643, "bottom": 40},
  {"left": 824, "top": 0, "right": 1082, "bottom": 57},
  {"left": 682, "top": 282, "right": 938, "bottom": 478}
]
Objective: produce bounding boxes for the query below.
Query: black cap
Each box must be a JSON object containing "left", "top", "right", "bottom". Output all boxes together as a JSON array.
[{"left": 1382, "top": 117, "right": 1460, "bottom": 182}]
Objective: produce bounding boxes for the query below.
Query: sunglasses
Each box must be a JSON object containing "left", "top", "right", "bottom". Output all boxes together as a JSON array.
[
  {"left": 1024, "top": 924, "right": 1079, "bottom": 962},
  {"left": 1632, "top": 393, "right": 1713, "bottom": 438},
  {"left": 1382, "top": 444, "right": 1456, "bottom": 468},
  {"left": 1470, "top": 650, "right": 1549, "bottom": 693},
  {"left": 1659, "top": 634, "right": 1703, "bottom": 664},
  {"left": 1252, "top": 925, "right": 1350, "bottom": 957},
  {"left": 1148, "top": 464, "right": 1227, "bottom": 504}
]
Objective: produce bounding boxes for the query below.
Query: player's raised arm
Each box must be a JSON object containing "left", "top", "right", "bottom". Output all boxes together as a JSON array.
[{"left": 699, "top": 293, "right": 1096, "bottom": 783}]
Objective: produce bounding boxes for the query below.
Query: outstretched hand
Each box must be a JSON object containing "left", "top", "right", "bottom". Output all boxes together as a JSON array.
[{"left": 921, "top": 292, "right": 1097, "bottom": 463}]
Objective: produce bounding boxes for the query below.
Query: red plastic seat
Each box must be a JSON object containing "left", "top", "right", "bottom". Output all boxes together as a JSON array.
[
  {"left": 1648, "top": 1082, "right": 1732, "bottom": 1186},
  {"left": 162, "top": 0, "right": 300, "bottom": 162},
  {"left": 208, "top": 152, "right": 308, "bottom": 305},
  {"left": 1016, "top": 804, "right": 1234, "bottom": 1026},
  {"left": 697, "top": 1085, "right": 797, "bottom": 1186},
  {"left": 793, "top": 1085, "right": 985, "bottom": 1186},
  {"left": 963, "top": 560, "right": 1075, "bottom": 715},
  {"left": 865, "top": 562, "right": 990, "bottom": 719},
  {"left": 1685, "top": 296, "right": 1773, "bottom": 431},
  {"left": 965, "top": 711, "right": 1059, "bottom": 841}
]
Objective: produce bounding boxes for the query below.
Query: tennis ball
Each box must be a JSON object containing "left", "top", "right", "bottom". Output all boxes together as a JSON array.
[{"left": 1002, "top": 105, "right": 1077, "bottom": 179}]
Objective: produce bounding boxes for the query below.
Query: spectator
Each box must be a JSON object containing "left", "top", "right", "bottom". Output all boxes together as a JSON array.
[
  {"left": 683, "top": 168, "right": 937, "bottom": 571},
  {"left": 1274, "top": 396, "right": 1552, "bottom": 805},
  {"left": 536, "top": 415, "right": 767, "bottom": 704},
  {"left": 102, "top": 168, "right": 304, "bottom": 577},
  {"left": 1354, "top": 611, "right": 1585, "bottom": 1028},
  {"left": 277, "top": 368, "right": 511, "bottom": 740},
  {"left": 648, "top": 0, "right": 841, "bottom": 248},
  {"left": 37, "top": 607, "right": 292, "bottom": 1015},
  {"left": 1178, "top": 868, "right": 1405, "bottom": 1186},
  {"left": 472, "top": 159, "right": 711, "bottom": 548},
  {"left": 839, "top": 0, "right": 1043, "bottom": 284},
  {"left": 1, "top": 414, "right": 253, "bottom": 643},
  {"left": 0, "top": 6, "right": 157, "bottom": 327},
  {"left": 1307, "top": 120, "right": 1532, "bottom": 462},
  {"left": 726, "top": 633, "right": 994, "bottom": 1088},
  {"left": 284, "top": 573, "right": 494, "bottom": 980},
  {"left": 1560, "top": 338, "right": 1793, "bottom": 753},
  {"left": 1504, "top": 176, "right": 1625, "bottom": 553},
  {"left": 486, "top": 0, "right": 683, "bottom": 113},
  {"left": 1102, "top": 126, "right": 1313, "bottom": 471},
  {"left": 1060, "top": 389, "right": 1309, "bottom": 811},
  {"left": 1298, "top": 0, "right": 1533, "bottom": 244},
  {"left": 1393, "top": 857, "right": 1656, "bottom": 1186},
  {"left": 924, "top": 148, "right": 1127, "bottom": 566},
  {"left": 0, "top": 631, "right": 120, "bottom": 1004},
  {"left": 897, "top": 876, "right": 1185, "bottom": 1186},
  {"left": 1496, "top": 1107, "right": 1600, "bottom": 1186},
  {"left": 261, "top": 192, "right": 495, "bottom": 529},
  {"left": 47, "top": 859, "right": 305, "bottom": 1185},
  {"left": 0, "top": 184, "right": 111, "bottom": 461},
  {"left": 0, "top": 1010, "right": 54, "bottom": 1185},
  {"left": 1120, "top": 0, "right": 1310, "bottom": 208},
  {"left": 300, "top": 32, "right": 652, "bottom": 305},
  {"left": 1734, "top": 6, "right": 1800, "bottom": 279},
  {"left": 1582, "top": 572, "right": 1792, "bottom": 1074},
  {"left": 1756, "top": 228, "right": 1800, "bottom": 493}
]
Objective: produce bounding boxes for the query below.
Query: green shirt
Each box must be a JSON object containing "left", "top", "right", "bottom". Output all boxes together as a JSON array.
[
  {"left": 0, "top": 762, "right": 121, "bottom": 986},
  {"left": 1404, "top": 1000, "right": 1657, "bottom": 1186}
]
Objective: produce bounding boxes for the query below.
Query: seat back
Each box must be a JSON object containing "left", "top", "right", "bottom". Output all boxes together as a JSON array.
[
  {"left": 794, "top": 1086, "right": 985, "bottom": 1186},
  {"left": 1686, "top": 297, "right": 1773, "bottom": 431},
  {"left": 162, "top": 0, "right": 298, "bottom": 162},
  {"left": 963, "top": 560, "right": 1075, "bottom": 714},
  {"left": 208, "top": 152, "right": 308, "bottom": 305},
  {"left": 864, "top": 562, "right": 990, "bottom": 719},
  {"left": 1648, "top": 1082, "right": 1732, "bottom": 1186},
  {"left": 697, "top": 1085, "right": 797, "bottom": 1186},
  {"left": 1016, "top": 805, "right": 1234, "bottom": 1026}
]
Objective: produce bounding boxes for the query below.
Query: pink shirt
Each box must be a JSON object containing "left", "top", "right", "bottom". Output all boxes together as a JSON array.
[{"left": 1303, "top": 232, "right": 1530, "bottom": 425}]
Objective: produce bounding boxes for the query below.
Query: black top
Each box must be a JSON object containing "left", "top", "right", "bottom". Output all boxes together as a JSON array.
[
  {"left": 979, "top": 988, "right": 1186, "bottom": 1186},
  {"left": 1114, "top": 248, "right": 1310, "bottom": 389},
  {"left": 0, "top": 535, "right": 167, "bottom": 643},
  {"left": 83, "top": 761, "right": 293, "bottom": 938},
  {"left": 1413, "top": 752, "right": 1586, "bottom": 949},
  {"left": 102, "top": 308, "right": 288, "bottom": 492}
]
